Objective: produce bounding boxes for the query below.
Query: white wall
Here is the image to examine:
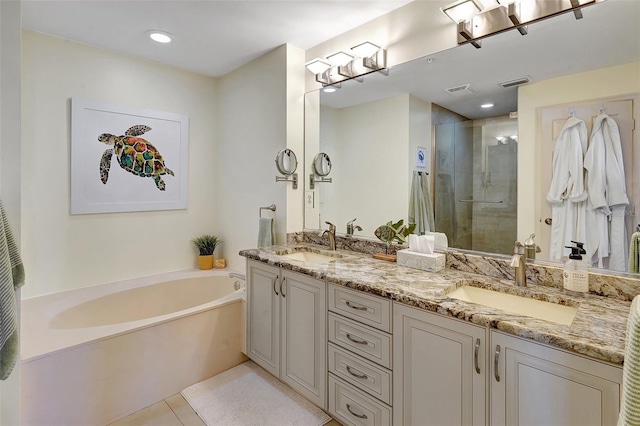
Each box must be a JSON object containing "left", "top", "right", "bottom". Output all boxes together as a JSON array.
[
  {"left": 0, "top": 2, "right": 21, "bottom": 423},
  {"left": 21, "top": 30, "right": 218, "bottom": 298},
  {"left": 518, "top": 61, "right": 640, "bottom": 241},
  {"left": 319, "top": 94, "right": 410, "bottom": 236},
  {"left": 215, "top": 44, "right": 305, "bottom": 272}
]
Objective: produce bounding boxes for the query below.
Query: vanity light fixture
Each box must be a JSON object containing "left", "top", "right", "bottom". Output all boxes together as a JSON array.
[
  {"left": 305, "top": 58, "right": 332, "bottom": 75},
  {"left": 326, "top": 51, "right": 354, "bottom": 66},
  {"left": 441, "top": 0, "right": 483, "bottom": 23},
  {"left": 146, "top": 30, "right": 174, "bottom": 44},
  {"left": 305, "top": 41, "right": 388, "bottom": 87},
  {"left": 452, "top": 0, "right": 601, "bottom": 48}
]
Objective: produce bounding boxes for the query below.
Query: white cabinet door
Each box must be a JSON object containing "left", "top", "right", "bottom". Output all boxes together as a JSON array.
[
  {"left": 246, "top": 260, "right": 280, "bottom": 377},
  {"left": 490, "top": 331, "right": 622, "bottom": 426},
  {"left": 393, "top": 303, "right": 487, "bottom": 426},
  {"left": 281, "top": 269, "right": 327, "bottom": 408}
]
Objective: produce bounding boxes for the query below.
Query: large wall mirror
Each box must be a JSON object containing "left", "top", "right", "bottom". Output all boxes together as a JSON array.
[{"left": 304, "top": 0, "right": 640, "bottom": 275}]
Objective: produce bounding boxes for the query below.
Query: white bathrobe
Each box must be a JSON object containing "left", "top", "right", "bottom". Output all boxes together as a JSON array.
[
  {"left": 584, "top": 113, "right": 629, "bottom": 271},
  {"left": 547, "top": 116, "right": 588, "bottom": 262}
]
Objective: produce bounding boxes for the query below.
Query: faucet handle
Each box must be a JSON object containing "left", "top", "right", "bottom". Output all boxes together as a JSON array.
[
  {"left": 325, "top": 221, "right": 336, "bottom": 231},
  {"left": 347, "top": 218, "right": 357, "bottom": 225}
]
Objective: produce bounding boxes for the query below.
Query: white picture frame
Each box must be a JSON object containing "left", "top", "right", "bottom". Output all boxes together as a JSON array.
[
  {"left": 416, "top": 146, "right": 427, "bottom": 168},
  {"left": 71, "top": 98, "right": 189, "bottom": 214}
]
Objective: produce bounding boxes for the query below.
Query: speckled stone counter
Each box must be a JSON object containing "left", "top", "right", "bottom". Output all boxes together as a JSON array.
[{"left": 240, "top": 243, "right": 631, "bottom": 366}]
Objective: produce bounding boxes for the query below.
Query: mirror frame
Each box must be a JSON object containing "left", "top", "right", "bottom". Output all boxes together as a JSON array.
[
  {"left": 312, "top": 152, "right": 332, "bottom": 177},
  {"left": 274, "top": 148, "right": 298, "bottom": 176}
]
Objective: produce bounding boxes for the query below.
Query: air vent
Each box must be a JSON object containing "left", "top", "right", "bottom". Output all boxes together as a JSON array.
[
  {"left": 444, "top": 84, "right": 477, "bottom": 97},
  {"left": 498, "top": 76, "right": 532, "bottom": 88}
]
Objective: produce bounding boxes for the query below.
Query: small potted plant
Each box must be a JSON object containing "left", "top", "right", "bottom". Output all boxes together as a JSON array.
[{"left": 192, "top": 234, "right": 223, "bottom": 270}]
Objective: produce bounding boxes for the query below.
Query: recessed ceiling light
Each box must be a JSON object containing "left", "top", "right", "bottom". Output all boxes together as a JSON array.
[
  {"left": 481, "top": 103, "right": 495, "bottom": 108},
  {"left": 146, "top": 30, "right": 174, "bottom": 44}
]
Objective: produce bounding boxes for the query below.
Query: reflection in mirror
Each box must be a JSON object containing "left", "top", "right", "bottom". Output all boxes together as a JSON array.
[
  {"left": 304, "top": 0, "right": 640, "bottom": 275},
  {"left": 275, "top": 148, "right": 298, "bottom": 176},
  {"left": 312, "top": 153, "right": 332, "bottom": 177}
]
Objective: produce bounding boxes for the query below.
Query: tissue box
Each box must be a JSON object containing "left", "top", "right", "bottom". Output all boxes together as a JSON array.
[{"left": 397, "top": 249, "right": 445, "bottom": 272}]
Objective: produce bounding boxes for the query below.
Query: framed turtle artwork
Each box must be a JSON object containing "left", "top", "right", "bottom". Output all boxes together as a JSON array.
[{"left": 70, "top": 98, "right": 189, "bottom": 214}]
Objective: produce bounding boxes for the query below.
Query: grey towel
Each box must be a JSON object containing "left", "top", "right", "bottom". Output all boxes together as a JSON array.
[
  {"left": 0, "top": 200, "right": 24, "bottom": 380},
  {"left": 257, "top": 217, "right": 275, "bottom": 248},
  {"left": 408, "top": 171, "right": 435, "bottom": 235}
]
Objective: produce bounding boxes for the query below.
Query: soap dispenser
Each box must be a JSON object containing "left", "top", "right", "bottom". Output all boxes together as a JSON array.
[{"left": 563, "top": 241, "right": 588, "bottom": 293}]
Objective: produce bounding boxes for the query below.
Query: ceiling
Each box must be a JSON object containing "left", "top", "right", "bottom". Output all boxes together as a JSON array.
[
  {"left": 318, "top": 0, "right": 640, "bottom": 119},
  {"left": 21, "top": 0, "right": 413, "bottom": 78}
]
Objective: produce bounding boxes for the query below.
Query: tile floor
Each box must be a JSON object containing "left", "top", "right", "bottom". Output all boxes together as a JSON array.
[{"left": 110, "top": 393, "right": 342, "bottom": 426}]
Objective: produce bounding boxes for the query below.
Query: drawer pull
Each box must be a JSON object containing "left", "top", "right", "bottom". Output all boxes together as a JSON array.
[
  {"left": 346, "top": 301, "right": 368, "bottom": 311},
  {"left": 346, "top": 404, "right": 368, "bottom": 419},
  {"left": 494, "top": 345, "right": 501, "bottom": 382},
  {"left": 474, "top": 338, "right": 481, "bottom": 374},
  {"left": 346, "top": 333, "right": 368, "bottom": 345},
  {"left": 346, "top": 365, "right": 368, "bottom": 379}
]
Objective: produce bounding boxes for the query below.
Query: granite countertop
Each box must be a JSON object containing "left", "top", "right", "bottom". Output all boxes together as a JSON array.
[{"left": 240, "top": 243, "right": 631, "bottom": 366}]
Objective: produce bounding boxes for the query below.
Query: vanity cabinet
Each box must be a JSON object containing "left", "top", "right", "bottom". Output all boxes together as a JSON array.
[
  {"left": 490, "top": 331, "right": 622, "bottom": 426},
  {"left": 327, "top": 284, "right": 393, "bottom": 426},
  {"left": 246, "top": 260, "right": 327, "bottom": 408},
  {"left": 393, "top": 303, "right": 487, "bottom": 426}
]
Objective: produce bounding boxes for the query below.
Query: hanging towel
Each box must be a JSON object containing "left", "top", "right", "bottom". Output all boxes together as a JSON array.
[
  {"left": 257, "top": 217, "right": 275, "bottom": 248},
  {"left": 0, "top": 200, "right": 25, "bottom": 380},
  {"left": 629, "top": 232, "right": 640, "bottom": 274},
  {"left": 618, "top": 295, "right": 640, "bottom": 426},
  {"left": 408, "top": 171, "right": 435, "bottom": 235}
]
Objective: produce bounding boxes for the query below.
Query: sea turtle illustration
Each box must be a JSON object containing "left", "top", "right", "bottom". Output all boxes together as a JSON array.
[{"left": 98, "top": 125, "right": 174, "bottom": 191}]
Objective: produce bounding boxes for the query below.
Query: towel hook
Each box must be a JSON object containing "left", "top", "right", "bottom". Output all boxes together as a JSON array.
[
  {"left": 259, "top": 204, "right": 276, "bottom": 218},
  {"left": 598, "top": 103, "right": 605, "bottom": 115},
  {"left": 569, "top": 107, "right": 576, "bottom": 118}
]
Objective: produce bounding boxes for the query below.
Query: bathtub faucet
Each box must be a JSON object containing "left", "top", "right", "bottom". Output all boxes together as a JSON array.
[{"left": 228, "top": 272, "right": 245, "bottom": 281}]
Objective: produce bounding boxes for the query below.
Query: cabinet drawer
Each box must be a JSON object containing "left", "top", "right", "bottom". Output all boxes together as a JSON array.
[
  {"left": 329, "top": 343, "right": 392, "bottom": 405},
  {"left": 329, "top": 374, "right": 391, "bottom": 426},
  {"left": 329, "top": 314, "right": 392, "bottom": 368},
  {"left": 329, "top": 284, "right": 391, "bottom": 332}
]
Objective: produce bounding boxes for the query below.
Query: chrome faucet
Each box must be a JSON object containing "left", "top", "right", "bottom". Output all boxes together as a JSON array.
[
  {"left": 322, "top": 221, "right": 337, "bottom": 250},
  {"left": 346, "top": 218, "right": 363, "bottom": 236},
  {"left": 510, "top": 241, "right": 527, "bottom": 287}
]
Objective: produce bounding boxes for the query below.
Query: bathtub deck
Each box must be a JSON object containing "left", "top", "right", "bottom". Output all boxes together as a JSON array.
[{"left": 110, "top": 393, "right": 343, "bottom": 426}]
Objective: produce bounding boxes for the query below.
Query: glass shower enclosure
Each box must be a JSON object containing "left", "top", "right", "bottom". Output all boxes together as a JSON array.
[{"left": 434, "top": 116, "right": 517, "bottom": 255}]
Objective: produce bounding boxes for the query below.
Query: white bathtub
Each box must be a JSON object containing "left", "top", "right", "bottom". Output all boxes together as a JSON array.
[{"left": 21, "top": 269, "right": 247, "bottom": 426}]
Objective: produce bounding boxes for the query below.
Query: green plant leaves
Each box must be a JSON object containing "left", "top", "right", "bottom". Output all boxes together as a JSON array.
[
  {"left": 374, "top": 220, "right": 416, "bottom": 244},
  {"left": 192, "top": 234, "right": 223, "bottom": 256}
]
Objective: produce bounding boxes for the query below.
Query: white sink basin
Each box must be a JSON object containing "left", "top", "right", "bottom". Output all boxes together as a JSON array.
[
  {"left": 447, "top": 285, "right": 577, "bottom": 326},
  {"left": 281, "top": 251, "right": 340, "bottom": 265}
]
